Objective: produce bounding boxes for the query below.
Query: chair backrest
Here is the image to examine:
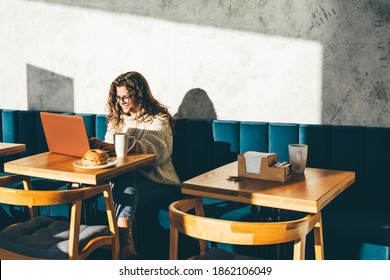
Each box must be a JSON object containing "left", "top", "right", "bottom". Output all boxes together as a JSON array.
[
  {"left": 169, "top": 197, "right": 322, "bottom": 260},
  {"left": 0, "top": 182, "right": 110, "bottom": 208},
  {"left": 0, "top": 175, "right": 119, "bottom": 260}
]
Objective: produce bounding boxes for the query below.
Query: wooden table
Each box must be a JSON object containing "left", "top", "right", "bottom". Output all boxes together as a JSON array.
[
  {"left": 4, "top": 151, "right": 155, "bottom": 226},
  {"left": 4, "top": 152, "right": 156, "bottom": 185},
  {"left": 0, "top": 142, "right": 26, "bottom": 157},
  {"left": 182, "top": 161, "right": 355, "bottom": 213},
  {"left": 182, "top": 161, "right": 355, "bottom": 259}
]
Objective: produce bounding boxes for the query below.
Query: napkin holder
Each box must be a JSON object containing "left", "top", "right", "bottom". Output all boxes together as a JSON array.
[{"left": 237, "top": 153, "right": 292, "bottom": 182}]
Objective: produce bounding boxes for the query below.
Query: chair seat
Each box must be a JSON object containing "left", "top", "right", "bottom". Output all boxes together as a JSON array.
[
  {"left": 196, "top": 247, "right": 259, "bottom": 260},
  {"left": 0, "top": 216, "right": 109, "bottom": 259}
]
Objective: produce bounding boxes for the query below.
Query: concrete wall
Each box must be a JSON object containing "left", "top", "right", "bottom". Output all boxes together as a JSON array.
[{"left": 0, "top": 0, "right": 389, "bottom": 126}]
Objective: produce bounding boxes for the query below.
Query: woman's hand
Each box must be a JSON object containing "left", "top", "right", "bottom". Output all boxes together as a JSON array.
[
  {"left": 89, "top": 138, "right": 114, "bottom": 152},
  {"left": 88, "top": 137, "right": 99, "bottom": 148}
]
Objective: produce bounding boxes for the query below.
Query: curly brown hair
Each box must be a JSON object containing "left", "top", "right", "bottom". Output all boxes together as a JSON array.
[{"left": 106, "top": 71, "right": 175, "bottom": 132}]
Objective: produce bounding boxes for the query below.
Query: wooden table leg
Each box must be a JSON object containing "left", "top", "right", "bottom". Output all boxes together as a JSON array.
[{"left": 314, "top": 212, "right": 324, "bottom": 260}]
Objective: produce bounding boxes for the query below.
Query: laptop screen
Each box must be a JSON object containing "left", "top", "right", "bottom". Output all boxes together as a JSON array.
[{"left": 40, "top": 112, "right": 91, "bottom": 158}]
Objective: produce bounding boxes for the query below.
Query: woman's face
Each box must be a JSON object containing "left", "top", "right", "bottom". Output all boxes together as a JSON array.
[{"left": 116, "top": 86, "right": 140, "bottom": 115}]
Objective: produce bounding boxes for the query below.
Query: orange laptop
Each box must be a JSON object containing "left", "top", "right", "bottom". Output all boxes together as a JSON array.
[{"left": 40, "top": 112, "right": 91, "bottom": 158}]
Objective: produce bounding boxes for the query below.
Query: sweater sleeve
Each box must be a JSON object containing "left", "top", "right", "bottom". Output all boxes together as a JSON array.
[{"left": 134, "top": 118, "right": 173, "bottom": 166}]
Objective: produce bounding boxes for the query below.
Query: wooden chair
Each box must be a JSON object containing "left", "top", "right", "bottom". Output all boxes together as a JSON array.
[
  {"left": 169, "top": 197, "right": 324, "bottom": 260},
  {"left": 0, "top": 175, "right": 119, "bottom": 260}
]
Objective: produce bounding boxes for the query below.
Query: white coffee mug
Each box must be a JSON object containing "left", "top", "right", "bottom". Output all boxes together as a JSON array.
[
  {"left": 288, "top": 144, "right": 308, "bottom": 174},
  {"left": 114, "top": 133, "right": 136, "bottom": 157}
]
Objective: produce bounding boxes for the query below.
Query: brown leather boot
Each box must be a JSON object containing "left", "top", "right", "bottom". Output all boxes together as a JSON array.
[{"left": 119, "top": 227, "right": 138, "bottom": 259}]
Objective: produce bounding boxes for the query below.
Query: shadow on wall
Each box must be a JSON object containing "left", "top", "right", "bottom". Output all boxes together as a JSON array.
[
  {"left": 174, "top": 88, "right": 217, "bottom": 120},
  {"left": 27, "top": 64, "right": 74, "bottom": 112},
  {"left": 24, "top": 0, "right": 390, "bottom": 127},
  {"left": 22, "top": 0, "right": 333, "bottom": 40},
  {"left": 25, "top": 0, "right": 271, "bottom": 35}
]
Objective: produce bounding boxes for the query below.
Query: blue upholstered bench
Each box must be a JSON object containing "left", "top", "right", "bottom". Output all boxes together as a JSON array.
[{"left": 1, "top": 108, "right": 389, "bottom": 260}]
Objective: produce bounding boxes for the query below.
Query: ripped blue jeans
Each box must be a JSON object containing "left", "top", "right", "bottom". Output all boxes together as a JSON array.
[
  {"left": 109, "top": 171, "right": 138, "bottom": 219},
  {"left": 109, "top": 171, "right": 178, "bottom": 220}
]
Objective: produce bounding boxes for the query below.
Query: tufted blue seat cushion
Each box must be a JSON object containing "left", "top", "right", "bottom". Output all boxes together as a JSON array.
[
  {"left": 171, "top": 119, "right": 188, "bottom": 181},
  {"left": 299, "top": 124, "right": 332, "bottom": 168},
  {"left": 95, "top": 114, "right": 108, "bottom": 141},
  {"left": 186, "top": 119, "right": 214, "bottom": 180},
  {"left": 240, "top": 121, "right": 268, "bottom": 153},
  {"left": 212, "top": 120, "right": 240, "bottom": 168},
  {"left": 268, "top": 123, "right": 299, "bottom": 162},
  {"left": 1, "top": 110, "right": 20, "bottom": 165},
  {"left": 75, "top": 113, "right": 96, "bottom": 138},
  {"left": 0, "top": 216, "right": 109, "bottom": 259}
]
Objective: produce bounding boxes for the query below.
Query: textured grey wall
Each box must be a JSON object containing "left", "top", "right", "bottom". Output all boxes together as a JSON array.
[
  {"left": 5, "top": 0, "right": 390, "bottom": 126},
  {"left": 27, "top": 64, "right": 74, "bottom": 112}
]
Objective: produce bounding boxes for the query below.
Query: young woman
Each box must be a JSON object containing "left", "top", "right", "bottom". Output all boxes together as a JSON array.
[{"left": 90, "top": 71, "right": 180, "bottom": 259}]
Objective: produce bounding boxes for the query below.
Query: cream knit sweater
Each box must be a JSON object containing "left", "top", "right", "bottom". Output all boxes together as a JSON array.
[{"left": 104, "top": 113, "right": 181, "bottom": 186}]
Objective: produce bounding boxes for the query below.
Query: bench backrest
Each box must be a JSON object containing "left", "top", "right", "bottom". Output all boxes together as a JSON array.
[{"left": 2, "top": 109, "right": 390, "bottom": 213}]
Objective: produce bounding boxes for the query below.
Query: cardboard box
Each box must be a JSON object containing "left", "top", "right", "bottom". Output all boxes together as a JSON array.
[{"left": 237, "top": 153, "right": 292, "bottom": 182}]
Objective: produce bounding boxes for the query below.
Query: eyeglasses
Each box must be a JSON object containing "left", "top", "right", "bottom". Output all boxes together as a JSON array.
[{"left": 116, "top": 95, "right": 131, "bottom": 103}]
